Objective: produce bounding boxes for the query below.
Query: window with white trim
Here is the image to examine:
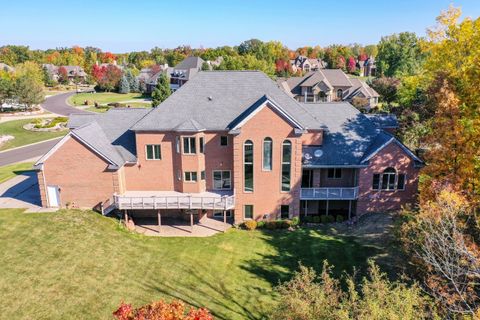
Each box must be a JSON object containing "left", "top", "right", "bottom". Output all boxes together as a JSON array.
[
  {"left": 220, "top": 136, "right": 228, "bottom": 146},
  {"left": 244, "top": 140, "right": 254, "bottom": 192},
  {"left": 372, "top": 167, "right": 406, "bottom": 191},
  {"left": 281, "top": 140, "right": 291, "bottom": 191},
  {"left": 184, "top": 171, "right": 198, "bottom": 182},
  {"left": 175, "top": 137, "right": 180, "bottom": 153},
  {"left": 244, "top": 205, "right": 254, "bottom": 219},
  {"left": 213, "top": 170, "right": 231, "bottom": 190},
  {"left": 263, "top": 137, "right": 273, "bottom": 171},
  {"left": 145, "top": 144, "right": 161, "bottom": 160},
  {"left": 327, "top": 168, "right": 342, "bottom": 179},
  {"left": 183, "top": 137, "right": 196, "bottom": 154}
]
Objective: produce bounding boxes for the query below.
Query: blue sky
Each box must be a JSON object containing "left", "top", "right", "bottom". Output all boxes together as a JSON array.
[{"left": 1, "top": 0, "right": 480, "bottom": 52}]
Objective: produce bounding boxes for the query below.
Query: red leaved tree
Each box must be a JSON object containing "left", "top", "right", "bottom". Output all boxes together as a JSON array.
[
  {"left": 58, "top": 66, "right": 69, "bottom": 84},
  {"left": 91, "top": 64, "right": 122, "bottom": 92},
  {"left": 113, "top": 300, "right": 214, "bottom": 320},
  {"left": 347, "top": 56, "right": 356, "bottom": 73},
  {"left": 336, "top": 55, "right": 346, "bottom": 70}
]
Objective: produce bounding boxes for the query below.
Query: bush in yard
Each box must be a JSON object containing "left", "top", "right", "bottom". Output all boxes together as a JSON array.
[
  {"left": 312, "top": 216, "right": 321, "bottom": 223},
  {"left": 326, "top": 215, "right": 335, "bottom": 223},
  {"left": 256, "top": 220, "right": 265, "bottom": 229},
  {"left": 320, "top": 215, "right": 328, "bottom": 223},
  {"left": 243, "top": 220, "right": 257, "bottom": 230},
  {"left": 336, "top": 215, "right": 344, "bottom": 223},
  {"left": 270, "top": 261, "right": 437, "bottom": 320},
  {"left": 278, "top": 219, "right": 291, "bottom": 229},
  {"left": 113, "top": 299, "right": 213, "bottom": 320},
  {"left": 265, "top": 221, "right": 277, "bottom": 230},
  {"left": 291, "top": 216, "right": 300, "bottom": 227}
]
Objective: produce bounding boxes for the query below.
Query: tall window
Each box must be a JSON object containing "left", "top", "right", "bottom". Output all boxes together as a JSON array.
[
  {"left": 183, "top": 137, "right": 196, "bottom": 154},
  {"left": 244, "top": 205, "right": 254, "bottom": 219},
  {"left": 336, "top": 89, "right": 343, "bottom": 99},
  {"left": 244, "top": 140, "right": 254, "bottom": 192},
  {"left": 213, "top": 170, "right": 231, "bottom": 190},
  {"left": 372, "top": 167, "right": 406, "bottom": 191},
  {"left": 145, "top": 144, "right": 161, "bottom": 160},
  {"left": 175, "top": 137, "right": 180, "bottom": 153},
  {"left": 263, "top": 137, "right": 273, "bottom": 171},
  {"left": 199, "top": 137, "right": 204, "bottom": 153},
  {"left": 281, "top": 140, "right": 291, "bottom": 191}
]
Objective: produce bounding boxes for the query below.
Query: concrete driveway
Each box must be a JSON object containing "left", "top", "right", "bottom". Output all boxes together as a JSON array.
[
  {"left": 41, "top": 92, "right": 91, "bottom": 116},
  {"left": 0, "top": 170, "right": 48, "bottom": 212}
]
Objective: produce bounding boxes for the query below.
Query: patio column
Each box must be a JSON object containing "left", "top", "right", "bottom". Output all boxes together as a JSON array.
[
  {"left": 190, "top": 213, "right": 193, "bottom": 233},
  {"left": 325, "top": 200, "right": 329, "bottom": 216},
  {"left": 124, "top": 210, "right": 128, "bottom": 223},
  {"left": 348, "top": 201, "right": 352, "bottom": 220},
  {"left": 157, "top": 210, "right": 161, "bottom": 233},
  {"left": 223, "top": 210, "right": 227, "bottom": 232}
]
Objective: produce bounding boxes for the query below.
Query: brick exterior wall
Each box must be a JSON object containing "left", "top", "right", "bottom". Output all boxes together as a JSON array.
[
  {"left": 232, "top": 105, "right": 303, "bottom": 222},
  {"left": 40, "top": 136, "right": 117, "bottom": 208},
  {"left": 357, "top": 142, "right": 420, "bottom": 214}
]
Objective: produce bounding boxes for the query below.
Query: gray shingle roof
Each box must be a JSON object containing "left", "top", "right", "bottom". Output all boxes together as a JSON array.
[
  {"left": 68, "top": 108, "right": 150, "bottom": 165},
  {"left": 365, "top": 114, "right": 398, "bottom": 129},
  {"left": 301, "top": 102, "right": 380, "bottom": 166},
  {"left": 132, "top": 71, "right": 321, "bottom": 131},
  {"left": 174, "top": 56, "right": 204, "bottom": 69}
]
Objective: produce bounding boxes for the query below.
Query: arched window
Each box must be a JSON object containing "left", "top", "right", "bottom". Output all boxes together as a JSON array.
[
  {"left": 263, "top": 138, "right": 273, "bottom": 171},
  {"left": 336, "top": 89, "right": 343, "bottom": 99},
  {"left": 244, "top": 140, "right": 254, "bottom": 192},
  {"left": 281, "top": 140, "right": 292, "bottom": 191}
]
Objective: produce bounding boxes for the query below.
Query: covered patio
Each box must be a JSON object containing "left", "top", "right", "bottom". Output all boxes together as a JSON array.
[{"left": 115, "top": 190, "right": 235, "bottom": 236}]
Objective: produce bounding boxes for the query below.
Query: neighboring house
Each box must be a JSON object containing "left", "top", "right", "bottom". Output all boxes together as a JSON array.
[
  {"left": 169, "top": 56, "right": 204, "bottom": 91},
  {"left": 290, "top": 55, "right": 327, "bottom": 73},
  {"left": 139, "top": 65, "right": 171, "bottom": 94},
  {"left": 357, "top": 56, "right": 376, "bottom": 77},
  {"left": 0, "top": 63, "right": 14, "bottom": 72},
  {"left": 43, "top": 64, "right": 87, "bottom": 83},
  {"left": 34, "top": 71, "right": 422, "bottom": 227},
  {"left": 278, "top": 69, "right": 379, "bottom": 108}
]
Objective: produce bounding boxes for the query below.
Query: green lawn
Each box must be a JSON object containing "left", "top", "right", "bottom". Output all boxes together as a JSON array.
[
  {"left": 68, "top": 92, "right": 150, "bottom": 106},
  {"left": 0, "top": 209, "right": 399, "bottom": 320},
  {"left": 0, "top": 162, "right": 34, "bottom": 183},
  {"left": 0, "top": 119, "right": 66, "bottom": 151}
]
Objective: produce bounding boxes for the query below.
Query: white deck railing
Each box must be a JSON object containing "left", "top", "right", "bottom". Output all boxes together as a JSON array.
[
  {"left": 114, "top": 194, "right": 235, "bottom": 210},
  {"left": 300, "top": 187, "right": 359, "bottom": 200}
]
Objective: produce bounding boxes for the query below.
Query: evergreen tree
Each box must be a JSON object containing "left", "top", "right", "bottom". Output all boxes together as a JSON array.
[
  {"left": 130, "top": 76, "right": 140, "bottom": 93},
  {"left": 118, "top": 75, "right": 130, "bottom": 93},
  {"left": 151, "top": 73, "right": 171, "bottom": 107}
]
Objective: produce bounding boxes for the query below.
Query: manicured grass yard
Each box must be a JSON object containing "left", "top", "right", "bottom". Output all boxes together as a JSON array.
[
  {"left": 0, "top": 209, "right": 399, "bottom": 320},
  {"left": 0, "top": 119, "right": 66, "bottom": 151},
  {"left": 69, "top": 92, "right": 150, "bottom": 107},
  {"left": 0, "top": 162, "right": 34, "bottom": 183}
]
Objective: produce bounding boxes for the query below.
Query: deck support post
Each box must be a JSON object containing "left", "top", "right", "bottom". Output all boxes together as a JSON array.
[
  {"left": 348, "top": 201, "right": 352, "bottom": 220},
  {"left": 223, "top": 210, "right": 227, "bottom": 232},
  {"left": 190, "top": 213, "right": 193, "bottom": 233},
  {"left": 124, "top": 210, "right": 128, "bottom": 223},
  {"left": 326, "top": 200, "right": 329, "bottom": 216},
  {"left": 157, "top": 210, "right": 161, "bottom": 233}
]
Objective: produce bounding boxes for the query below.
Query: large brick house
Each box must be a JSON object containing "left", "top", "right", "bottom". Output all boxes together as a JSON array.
[{"left": 34, "top": 71, "right": 422, "bottom": 225}]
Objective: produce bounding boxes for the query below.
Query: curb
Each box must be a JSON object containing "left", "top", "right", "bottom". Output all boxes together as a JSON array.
[{"left": 0, "top": 137, "right": 63, "bottom": 154}]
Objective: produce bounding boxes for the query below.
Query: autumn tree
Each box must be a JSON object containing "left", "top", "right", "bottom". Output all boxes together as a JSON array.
[
  {"left": 347, "top": 56, "right": 356, "bottom": 73},
  {"left": 57, "top": 66, "right": 69, "bottom": 84},
  {"left": 14, "top": 75, "right": 44, "bottom": 110},
  {"left": 369, "top": 77, "right": 400, "bottom": 105},
  {"left": 92, "top": 65, "right": 122, "bottom": 92}
]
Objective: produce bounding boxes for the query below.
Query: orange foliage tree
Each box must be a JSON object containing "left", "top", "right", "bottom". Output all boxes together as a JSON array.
[{"left": 113, "top": 299, "right": 213, "bottom": 320}]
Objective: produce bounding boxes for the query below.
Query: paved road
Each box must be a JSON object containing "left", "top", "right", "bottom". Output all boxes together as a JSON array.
[
  {"left": 0, "top": 138, "right": 62, "bottom": 166},
  {"left": 41, "top": 91, "right": 91, "bottom": 116}
]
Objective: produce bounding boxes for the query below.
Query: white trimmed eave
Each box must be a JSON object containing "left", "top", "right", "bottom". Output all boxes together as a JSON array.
[
  {"left": 229, "top": 98, "right": 305, "bottom": 133},
  {"left": 361, "top": 137, "right": 424, "bottom": 165}
]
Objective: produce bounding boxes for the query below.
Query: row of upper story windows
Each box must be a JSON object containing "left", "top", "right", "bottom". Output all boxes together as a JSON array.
[
  {"left": 244, "top": 138, "right": 292, "bottom": 193},
  {"left": 145, "top": 135, "right": 229, "bottom": 160}
]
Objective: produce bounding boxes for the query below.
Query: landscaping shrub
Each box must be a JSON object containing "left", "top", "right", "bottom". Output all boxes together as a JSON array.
[
  {"left": 320, "top": 215, "right": 328, "bottom": 223},
  {"left": 305, "top": 216, "right": 314, "bottom": 223},
  {"left": 312, "top": 216, "right": 321, "bottom": 223},
  {"left": 280, "top": 219, "right": 292, "bottom": 229},
  {"left": 243, "top": 220, "right": 257, "bottom": 231},
  {"left": 265, "top": 221, "right": 277, "bottom": 230},
  {"left": 33, "top": 117, "right": 68, "bottom": 129},
  {"left": 291, "top": 216, "right": 300, "bottom": 227},
  {"left": 256, "top": 220, "right": 265, "bottom": 229},
  {"left": 336, "top": 215, "right": 344, "bottom": 223},
  {"left": 327, "top": 215, "right": 335, "bottom": 223},
  {"left": 113, "top": 299, "right": 213, "bottom": 320}
]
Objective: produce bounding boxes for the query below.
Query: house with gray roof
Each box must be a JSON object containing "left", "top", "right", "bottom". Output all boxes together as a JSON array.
[
  {"left": 290, "top": 55, "right": 327, "bottom": 73},
  {"left": 278, "top": 69, "right": 379, "bottom": 108},
  {"left": 42, "top": 64, "right": 87, "bottom": 83},
  {"left": 35, "top": 70, "right": 422, "bottom": 228},
  {"left": 169, "top": 56, "right": 204, "bottom": 91}
]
